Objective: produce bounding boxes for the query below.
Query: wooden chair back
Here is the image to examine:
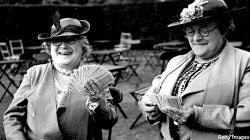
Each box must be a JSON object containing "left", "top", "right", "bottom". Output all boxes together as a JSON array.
[
  {"left": 9, "top": 39, "right": 24, "bottom": 58},
  {"left": 0, "top": 42, "right": 11, "bottom": 60}
]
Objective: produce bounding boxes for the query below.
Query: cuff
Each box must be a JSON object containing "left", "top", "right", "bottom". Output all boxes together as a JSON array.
[
  {"left": 86, "top": 98, "right": 100, "bottom": 114},
  {"left": 147, "top": 116, "right": 161, "bottom": 126},
  {"left": 193, "top": 105, "right": 202, "bottom": 124}
]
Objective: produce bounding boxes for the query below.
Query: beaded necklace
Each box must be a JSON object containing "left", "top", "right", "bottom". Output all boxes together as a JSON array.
[
  {"left": 54, "top": 68, "right": 74, "bottom": 76},
  {"left": 52, "top": 62, "right": 80, "bottom": 76}
]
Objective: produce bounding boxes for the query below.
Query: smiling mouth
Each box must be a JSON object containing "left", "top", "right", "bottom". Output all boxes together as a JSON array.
[
  {"left": 58, "top": 52, "right": 72, "bottom": 55},
  {"left": 194, "top": 43, "right": 207, "bottom": 46}
]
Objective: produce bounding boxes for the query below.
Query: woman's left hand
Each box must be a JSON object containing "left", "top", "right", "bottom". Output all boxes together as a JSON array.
[
  {"left": 84, "top": 79, "right": 106, "bottom": 102},
  {"left": 161, "top": 106, "right": 195, "bottom": 125}
]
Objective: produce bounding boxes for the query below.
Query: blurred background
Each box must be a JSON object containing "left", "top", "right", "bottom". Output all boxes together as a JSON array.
[
  {"left": 0, "top": 0, "right": 249, "bottom": 50},
  {"left": 0, "top": 0, "right": 250, "bottom": 139}
]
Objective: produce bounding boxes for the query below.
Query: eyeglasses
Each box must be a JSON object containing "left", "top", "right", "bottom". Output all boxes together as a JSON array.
[
  {"left": 184, "top": 25, "right": 218, "bottom": 37},
  {"left": 51, "top": 36, "right": 87, "bottom": 47}
]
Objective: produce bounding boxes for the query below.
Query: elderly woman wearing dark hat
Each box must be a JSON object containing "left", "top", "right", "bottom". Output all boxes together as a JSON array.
[
  {"left": 3, "top": 14, "right": 118, "bottom": 140},
  {"left": 139, "top": 0, "right": 250, "bottom": 139}
]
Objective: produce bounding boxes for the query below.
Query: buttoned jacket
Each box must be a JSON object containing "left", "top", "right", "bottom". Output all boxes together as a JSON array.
[
  {"left": 3, "top": 63, "right": 118, "bottom": 140},
  {"left": 139, "top": 42, "right": 250, "bottom": 140}
]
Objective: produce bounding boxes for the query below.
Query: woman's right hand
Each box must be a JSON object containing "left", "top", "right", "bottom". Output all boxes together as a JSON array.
[{"left": 141, "top": 96, "right": 161, "bottom": 121}]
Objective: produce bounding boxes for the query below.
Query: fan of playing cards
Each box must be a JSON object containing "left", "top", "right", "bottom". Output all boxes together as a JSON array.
[
  {"left": 149, "top": 94, "right": 182, "bottom": 112},
  {"left": 68, "top": 64, "right": 115, "bottom": 95}
]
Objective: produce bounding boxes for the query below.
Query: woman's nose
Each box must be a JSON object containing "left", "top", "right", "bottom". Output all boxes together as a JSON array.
[
  {"left": 193, "top": 30, "right": 203, "bottom": 41},
  {"left": 60, "top": 42, "right": 69, "bottom": 48}
]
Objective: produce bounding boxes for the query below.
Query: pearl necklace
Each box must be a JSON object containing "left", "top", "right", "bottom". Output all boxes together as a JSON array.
[
  {"left": 52, "top": 62, "right": 80, "bottom": 76},
  {"left": 54, "top": 68, "right": 74, "bottom": 76}
]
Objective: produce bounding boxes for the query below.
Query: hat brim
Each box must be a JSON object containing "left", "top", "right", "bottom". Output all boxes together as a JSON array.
[
  {"left": 38, "top": 32, "right": 86, "bottom": 41},
  {"left": 168, "top": 7, "right": 248, "bottom": 28},
  {"left": 38, "top": 20, "right": 90, "bottom": 41}
]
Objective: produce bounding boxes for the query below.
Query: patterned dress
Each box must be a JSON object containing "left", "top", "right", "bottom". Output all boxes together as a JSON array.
[{"left": 173, "top": 56, "right": 220, "bottom": 97}]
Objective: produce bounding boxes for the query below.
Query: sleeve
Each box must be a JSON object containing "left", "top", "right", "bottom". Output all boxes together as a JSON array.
[
  {"left": 193, "top": 66, "right": 250, "bottom": 130},
  {"left": 139, "top": 55, "right": 185, "bottom": 126},
  {"left": 3, "top": 67, "right": 33, "bottom": 140},
  {"left": 87, "top": 88, "right": 118, "bottom": 130},
  {"left": 138, "top": 74, "right": 165, "bottom": 125}
]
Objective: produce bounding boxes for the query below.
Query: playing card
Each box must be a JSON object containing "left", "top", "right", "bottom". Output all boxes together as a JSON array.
[
  {"left": 68, "top": 64, "right": 115, "bottom": 95},
  {"left": 96, "top": 72, "right": 114, "bottom": 87},
  {"left": 149, "top": 94, "right": 182, "bottom": 112}
]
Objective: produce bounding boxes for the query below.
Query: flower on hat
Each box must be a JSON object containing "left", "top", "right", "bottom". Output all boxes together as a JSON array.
[{"left": 180, "top": 0, "right": 209, "bottom": 23}]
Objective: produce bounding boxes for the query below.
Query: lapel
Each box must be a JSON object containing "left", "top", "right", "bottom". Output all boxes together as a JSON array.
[
  {"left": 157, "top": 42, "right": 236, "bottom": 105},
  {"left": 180, "top": 61, "right": 213, "bottom": 98},
  {"left": 182, "top": 43, "right": 236, "bottom": 105},
  {"left": 157, "top": 52, "right": 193, "bottom": 95},
  {"left": 202, "top": 44, "right": 235, "bottom": 104},
  {"left": 34, "top": 63, "right": 62, "bottom": 138}
]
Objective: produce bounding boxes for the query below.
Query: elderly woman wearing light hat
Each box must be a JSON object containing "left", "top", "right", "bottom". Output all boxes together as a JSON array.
[
  {"left": 139, "top": 0, "right": 250, "bottom": 139},
  {"left": 3, "top": 12, "right": 118, "bottom": 140}
]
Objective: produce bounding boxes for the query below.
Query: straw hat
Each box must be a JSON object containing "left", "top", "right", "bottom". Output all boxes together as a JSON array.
[
  {"left": 168, "top": 0, "right": 247, "bottom": 28},
  {"left": 38, "top": 18, "right": 90, "bottom": 41}
]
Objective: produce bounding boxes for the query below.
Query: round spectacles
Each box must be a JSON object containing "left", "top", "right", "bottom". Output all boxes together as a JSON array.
[
  {"left": 184, "top": 25, "right": 218, "bottom": 37},
  {"left": 51, "top": 36, "right": 87, "bottom": 47}
]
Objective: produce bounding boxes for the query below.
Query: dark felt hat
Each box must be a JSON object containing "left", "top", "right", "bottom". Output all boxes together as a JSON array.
[
  {"left": 168, "top": 0, "right": 248, "bottom": 28},
  {"left": 38, "top": 18, "right": 90, "bottom": 41}
]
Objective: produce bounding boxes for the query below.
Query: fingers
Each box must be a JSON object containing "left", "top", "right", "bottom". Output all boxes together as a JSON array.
[
  {"left": 144, "top": 104, "right": 157, "bottom": 112},
  {"left": 84, "top": 79, "right": 104, "bottom": 95},
  {"left": 146, "top": 105, "right": 161, "bottom": 120},
  {"left": 85, "top": 79, "right": 107, "bottom": 102},
  {"left": 141, "top": 96, "right": 161, "bottom": 121},
  {"left": 161, "top": 106, "right": 188, "bottom": 125},
  {"left": 148, "top": 111, "right": 161, "bottom": 120},
  {"left": 162, "top": 106, "right": 180, "bottom": 116}
]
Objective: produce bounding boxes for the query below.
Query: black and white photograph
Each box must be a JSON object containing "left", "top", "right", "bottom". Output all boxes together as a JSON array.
[{"left": 0, "top": 0, "right": 250, "bottom": 140}]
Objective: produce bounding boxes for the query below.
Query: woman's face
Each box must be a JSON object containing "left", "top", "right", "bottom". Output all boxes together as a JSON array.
[
  {"left": 50, "top": 36, "right": 83, "bottom": 69},
  {"left": 185, "top": 21, "right": 224, "bottom": 61}
]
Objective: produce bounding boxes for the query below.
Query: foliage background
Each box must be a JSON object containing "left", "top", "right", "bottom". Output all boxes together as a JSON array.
[{"left": 0, "top": 0, "right": 249, "bottom": 49}]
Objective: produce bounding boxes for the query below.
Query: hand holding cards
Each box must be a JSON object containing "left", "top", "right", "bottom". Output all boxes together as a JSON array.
[
  {"left": 149, "top": 94, "right": 182, "bottom": 112},
  {"left": 68, "top": 65, "right": 115, "bottom": 95}
]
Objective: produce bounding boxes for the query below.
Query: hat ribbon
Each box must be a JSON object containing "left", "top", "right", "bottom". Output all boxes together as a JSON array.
[{"left": 51, "top": 25, "right": 85, "bottom": 37}]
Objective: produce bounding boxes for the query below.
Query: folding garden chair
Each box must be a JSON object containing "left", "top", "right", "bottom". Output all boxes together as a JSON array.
[
  {"left": 116, "top": 49, "right": 143, "bottom": 83},
  {"left": 106, "top": 87, "right": 124, "bottom": 140},
  {"left": 0, "top": 42, "right": 13, "bottom": 60},
  {"left": 9, "top": 39, "right": 24, "bottom": 60},
  {"left": 0, "top": 60, "right": 26, "bottom": 102},
  {"left": 129, "top": 85, "right": 151, "bottom": 129}
]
